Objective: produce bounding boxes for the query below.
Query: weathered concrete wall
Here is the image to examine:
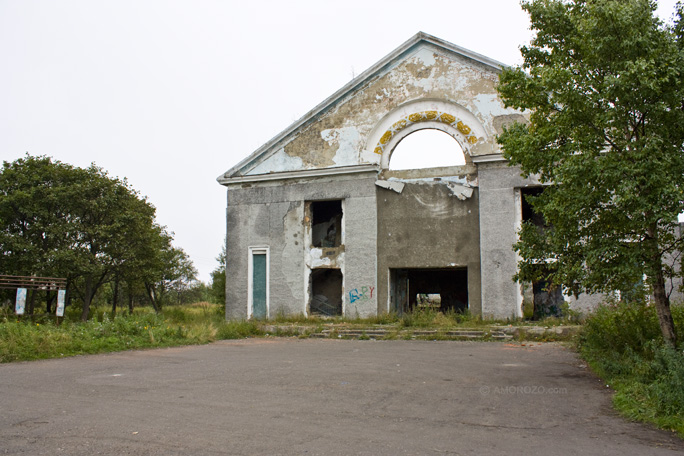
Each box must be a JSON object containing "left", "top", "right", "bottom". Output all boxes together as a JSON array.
[
  {"left": 225, "top": 174, "right": 377, "bottom": 319},
  {"left": 376, "top": 180, "right": 482, "bottom": 315},
  {"left": 478, "top": 162, "right": 611, "bottom": 318},
  {"left": 477, "top": 162, "right": 530, "bottom": 318}
]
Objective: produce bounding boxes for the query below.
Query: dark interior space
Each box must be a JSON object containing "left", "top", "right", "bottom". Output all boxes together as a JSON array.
[
  {"left": 391, "top": 268, "right": 468, "bottom": 314},
  {"left": 521, "top": 187, "right": 545, "bottom": 229},
  {"left": 311, "top": 200, "right": 343, "bottom": 248},
  {"left": 521, "top": 187, "right": 564, "bottom": 318},
  {"left": 310, "top": 268, "right": 343, "bottom": 316},
  {"left": 532, "top": 275, "right": 564, "bottom": 318}
]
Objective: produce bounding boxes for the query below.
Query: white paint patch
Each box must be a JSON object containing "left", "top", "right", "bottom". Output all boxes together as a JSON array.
[
  {"left": 473, "top": 93, "right": 511, "bottom": 117},
  {"left": 320, "top": 127, "right": 363, "bottom": 166},
  {"left": 446, "top": 182, "right": 473, "bottom": 200},
  {"left": 310, "top": 254, "right": 332, "bottom": 268},
  {"left": 306, "top": 247, "right": 345, "bottom": 269},
  {"left": 413, "top": 48, "right": 436, "bottom": 67},
  {"left": 375, "top": 180, "right": 405, "bottom": 193},
  {"left": 374, "top": 87, "right": 391, "bottom": 101},
  {"left": 247, "top": 148, "right": 304, "bottom": 175}
]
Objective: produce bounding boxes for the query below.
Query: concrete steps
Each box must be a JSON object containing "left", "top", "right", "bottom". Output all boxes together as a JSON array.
[{"left": 261, "top": 324, "right": 580, "bottom": 341}]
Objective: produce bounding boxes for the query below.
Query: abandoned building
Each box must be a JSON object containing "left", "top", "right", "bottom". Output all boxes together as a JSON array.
[{"left": 217, "top": 32, "right": 601, "bottom": 320}]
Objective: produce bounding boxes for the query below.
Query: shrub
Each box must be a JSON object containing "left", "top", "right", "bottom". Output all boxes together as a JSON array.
[{"left": 578, "top": 300, "right": 684, "bottom": 436}]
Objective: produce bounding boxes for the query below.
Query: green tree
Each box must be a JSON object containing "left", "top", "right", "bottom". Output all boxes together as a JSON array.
[
  {"left": 209, "top": 240, "right": 226, "bottom": 305},
  {"left": 0, "top": 155, "right": 192, "bottom": 320},
  {"left": 498, "top": 0, "right": 684, "bottom": 346}
]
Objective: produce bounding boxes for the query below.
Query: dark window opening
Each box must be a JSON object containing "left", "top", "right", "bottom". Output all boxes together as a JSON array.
[
  {"left": 520, "top": 187, "right": 564, "bottom": 319},
  {"left": 310, "top": 268, "right": 342, "bottom": 316},
  {"left": 311, "top": 200, "right": 342, "bottom": 248},
  {"left": 521, "top": 187, "right": 546, "bottom": 229},
  {"left": 390, "top": 268, "right": 467, "bottom": 314}
]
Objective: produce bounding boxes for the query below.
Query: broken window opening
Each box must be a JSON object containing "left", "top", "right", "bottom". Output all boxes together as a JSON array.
[
  {"left": 521, "top": 187, "right": 546, "bottom": 229},
  {"left": 390, "top": 268, "right": 467, "bottom": 314},
  {"left": 389, "top": 129, "right": 466, "bottom": 170},
  {"left": 519, "top": 187, "right": 564, "bottom": 319},
  {"left": 310, "top": 200, "right": 342, "bottom": 248},
  {"left": 310, "top": 268, "right": 343, "bottom": 316}
]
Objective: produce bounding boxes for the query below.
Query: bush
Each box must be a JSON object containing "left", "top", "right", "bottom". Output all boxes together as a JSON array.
[{"left": 578, "top": 300, "right": 684, "bottom": 436}]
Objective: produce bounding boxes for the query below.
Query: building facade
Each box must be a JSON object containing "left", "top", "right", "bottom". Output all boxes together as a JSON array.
[{"left": 217, "top": 32, "right": 599, "bottom": 320}]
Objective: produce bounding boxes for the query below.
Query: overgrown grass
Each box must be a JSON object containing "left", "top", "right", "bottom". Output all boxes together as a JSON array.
[
  {"left": 577, "top": 300, "right": 684, "bottom": 437},
  {"left": 0, "top": 303, "right": 261, "bottom": 363},
  {"left": 1, "top": 303, "right": 581, "bottom": 363}
]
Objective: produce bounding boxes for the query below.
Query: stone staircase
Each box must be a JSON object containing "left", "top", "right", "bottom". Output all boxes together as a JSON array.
[{"left": 261, "top": 324, "right": 580, "bottom": 341}]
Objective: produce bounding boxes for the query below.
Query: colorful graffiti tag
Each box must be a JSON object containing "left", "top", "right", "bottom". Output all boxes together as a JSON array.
[{"left": 349, "top": 286, "right": 374, "bottom": 304}]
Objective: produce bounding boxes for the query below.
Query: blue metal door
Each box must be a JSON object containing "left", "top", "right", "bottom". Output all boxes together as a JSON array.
[{"left": 252, "top": 253, "right": 267, "bottom": 318}]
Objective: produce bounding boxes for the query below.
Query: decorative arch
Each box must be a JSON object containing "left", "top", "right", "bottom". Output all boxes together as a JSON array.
[
  {"left": 373, "top": 110, "right": 478, "bottom": 157},
  {"left": 363, "top": 100, "right": 488, "bottom": 170}
]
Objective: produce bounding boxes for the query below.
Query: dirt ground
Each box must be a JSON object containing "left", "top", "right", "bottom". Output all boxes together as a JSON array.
[{"left": 1, "top": 339, "right": 682, "bottom": 455}]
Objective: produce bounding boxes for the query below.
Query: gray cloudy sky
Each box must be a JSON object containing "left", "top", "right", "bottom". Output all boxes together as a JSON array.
[{"left": 1, "top": 0, "right": 680, "bottom": 282}]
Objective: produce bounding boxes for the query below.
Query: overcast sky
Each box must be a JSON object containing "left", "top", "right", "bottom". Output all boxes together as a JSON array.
[{"left": 1, "top": 0, "right": 680, "bottom": 282}]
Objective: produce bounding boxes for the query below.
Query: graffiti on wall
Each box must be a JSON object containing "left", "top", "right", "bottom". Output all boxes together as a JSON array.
[{"left": 349, "top": 286, "right": 374, "bottom": 304}]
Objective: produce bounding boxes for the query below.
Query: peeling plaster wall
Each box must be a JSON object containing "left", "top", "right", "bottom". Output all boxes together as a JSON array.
[
  {"left": 242, "top": 44, "right": 522, "bottom": 177},
  {"left": 225, "top": 175, "right": 377, "bottom": 319},
  {"left": 376, "top": 180, "right": 482, "bottom": 315}
]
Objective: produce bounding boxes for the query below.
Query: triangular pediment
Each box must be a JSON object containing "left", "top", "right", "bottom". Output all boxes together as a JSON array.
[{"left": 218, "top": 32, "right": 515, "bottom": 185}]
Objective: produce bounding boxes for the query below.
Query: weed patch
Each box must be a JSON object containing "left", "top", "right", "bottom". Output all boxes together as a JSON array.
[
  {"left": 577, "top": 301, "right": 684, "bottom": 437},
  {"left": 0, "top": 304, "right": 263, "bottom": 362}
]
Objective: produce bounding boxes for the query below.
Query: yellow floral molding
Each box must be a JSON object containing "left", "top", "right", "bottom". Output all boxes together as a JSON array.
[{"left": 373, "top": 110, "right": 478, "bottom": 155}]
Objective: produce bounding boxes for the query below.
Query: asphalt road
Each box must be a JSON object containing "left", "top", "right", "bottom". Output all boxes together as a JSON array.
[{"left": 1, "top": 339, "right": 682, "bottom": 455}]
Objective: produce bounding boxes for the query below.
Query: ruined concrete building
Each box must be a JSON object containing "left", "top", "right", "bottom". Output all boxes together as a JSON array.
[{"left": 217, "top": 32, "right": 596, "bottom": 320}]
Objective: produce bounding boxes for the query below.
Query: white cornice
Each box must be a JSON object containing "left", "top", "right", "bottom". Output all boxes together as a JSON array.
[
  {"left": 471, "top": 153, "right": 507, "bottom": 164},
  {"left": 218, "top": 164, "right": 379, "bottom": 186}
]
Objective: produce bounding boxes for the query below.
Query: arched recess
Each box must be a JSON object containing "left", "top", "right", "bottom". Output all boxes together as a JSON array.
[{"left": 363, "top": 99, "right": 488, "bottom": 170}]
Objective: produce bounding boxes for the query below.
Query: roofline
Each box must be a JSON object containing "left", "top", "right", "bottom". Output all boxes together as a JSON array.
[
  {"left": 217, "top": 32, "right": 509, "bottom": 182},
  {"left": 218, "top": 164, "right": 380, "bottom": 186}
]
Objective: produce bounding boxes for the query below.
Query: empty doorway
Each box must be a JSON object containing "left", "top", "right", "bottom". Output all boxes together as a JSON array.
[
  {"left": 310, "top": 268, "right": 343, "bottom": 316},
  {"left": 390, "top": 268, "right": 468, "bottom": 314}
]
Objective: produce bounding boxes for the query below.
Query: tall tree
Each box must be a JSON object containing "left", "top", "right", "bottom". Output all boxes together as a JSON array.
[
  {"left": 0, "top": 155, "right": 192, "bottom": 320},
  {"left": 498, "top": 0, "right": 684, "bottom": 346}
]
